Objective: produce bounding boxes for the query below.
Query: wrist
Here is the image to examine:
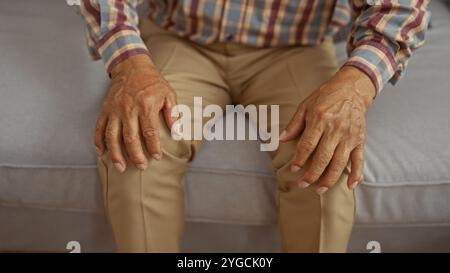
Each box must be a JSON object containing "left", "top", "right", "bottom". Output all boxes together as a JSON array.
[
  {"left": 110, "top": 54, "right": 155, "bottom": 79},
  {"left": 336, "top": 66, "right": 376, "bottom": 108}
]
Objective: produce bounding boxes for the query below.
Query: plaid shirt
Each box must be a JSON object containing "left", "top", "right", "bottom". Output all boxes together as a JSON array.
[{"left": 79, "top": 0, "right": 430, "bottom": 94}]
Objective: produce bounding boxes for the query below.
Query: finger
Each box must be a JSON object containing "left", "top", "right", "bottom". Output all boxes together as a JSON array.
[
  {"left": 122, "top": 114, "right": 148, "bottom": 170},
  {"left": 163, "top": 93, "right": 179, "bottom": 130},
  {"left": 298, "top": 132, "right": 340, "bottom": 190},
  {"left": 347, "top": 144, "right": 365, "bottom": 189},
  {"left": 140, "top": 111, "right": 162, "bottom": 160},
  {"left": 279, "top": 105, "right": 306, "bottom": 142},
  {"left": 291, "top": 124, "right": 322, "bottom": 172},
  {"left": 316, "top": 142, "right": 350, "bottom": 191},
  {"left": 105, "top": 116, "right": 126, "bottom": 173},
  {"left": 94, "top": 112, "right": 108, "bottom": 156}
]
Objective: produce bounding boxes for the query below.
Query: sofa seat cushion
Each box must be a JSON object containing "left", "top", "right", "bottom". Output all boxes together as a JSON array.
[{"left": 0, "top": 0, "right": 449, "bottom": 228}]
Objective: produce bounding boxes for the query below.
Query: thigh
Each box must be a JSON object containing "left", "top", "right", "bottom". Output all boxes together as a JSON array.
[
  {"left": 237, "top": 41, "right": 354, "bottom": 252},
  {"left": 140, "top": 18, "right": 232, "bottom": 158},
  {"left": 96, "top": 19, "right": 233, "bottom": 252},
  {"left": 239, "top": 39, "right": 338, "bottom": 126},
  {"left": 238, "top": 39, "right": 339, "bottom": 169}
]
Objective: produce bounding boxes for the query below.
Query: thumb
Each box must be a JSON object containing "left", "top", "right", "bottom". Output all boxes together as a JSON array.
[
  {"left": 279, "top": 104, "right": 306, "bottom": 142},
  {"left": 163, "top": 93, "right": 179, "bottom": 130}
]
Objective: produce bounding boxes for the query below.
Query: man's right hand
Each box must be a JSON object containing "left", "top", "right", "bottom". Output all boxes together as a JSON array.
[{"left": 94, "top": 54, "right": 178, "bottom": 172}]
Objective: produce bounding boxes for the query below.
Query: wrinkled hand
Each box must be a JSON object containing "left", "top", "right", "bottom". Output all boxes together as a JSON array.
[
  {"left": 280, "top": 66, "right": 376, "bottom": 194},
  {"left": 94, "top": 54, "right": 178, "bottom": 172}
]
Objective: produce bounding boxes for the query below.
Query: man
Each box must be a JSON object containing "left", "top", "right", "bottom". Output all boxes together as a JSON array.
[{"left": 78, "top": 0, "right": 429, "bottom": 252}]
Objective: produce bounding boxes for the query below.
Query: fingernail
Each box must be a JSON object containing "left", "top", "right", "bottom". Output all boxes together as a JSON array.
[
  {"left": 95, "top": 147, "right": 102, "bottom": 156},
  {"left": 152, "top": 153, "right": 162, "bottom": 160},
  {"left": 114, "top": 162, "right": 126, "bottom": 173},
  {"left": 291, "top": 164, "right": 301, "bottom": 172},
  {"left": 350, "top": 181, "right": 359, "bottom": 190},
  {"left": 136, "top": 163, "right": 147, "bottom": 171},
  {"left": 316, "top": 186, "right": 329, "bottom": 195},
  {"left": 298, "top": 181, "right": 310, "bottom": 189},
  {"left": 279, "top": 130, "right": 287, "bottom": 141}
]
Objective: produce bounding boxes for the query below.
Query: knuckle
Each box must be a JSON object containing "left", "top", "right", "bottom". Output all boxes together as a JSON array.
[
  {"left": 141, "top": 95, "right": 158, "bottom": 108},
  {"left": 299, "top": 139, "right": 315, "bottom": 152},
  {"left": 118, "top": 99, "right": 129, "bottom": 109},
  {"left": 118, "top": 97, "right": 134, "bottom": 115},
  {"left": 140, "top": 107, "right": 152, "bottom": 119},
  {"left": 336, "top": 158, "right": 348, "bottom": 168},
  {"left": 354, "top": 160, "right": 364, "bottom": 169},
  {"left": 142, "top": 126, "right": 158, "bottom": 139},
  {"left": 314, "top": 106, "right": 329, "bottom": 120},
  {"left": 136, "top": 92, "right": 157, "bottom": 110},
  {"left": 104, "top": 127, "right": 116, "bottom": 140},
  {"left": 307, "top": 166, "right": 321, "bottom": 178},
  {"left": 336, "top": 119, "right": 350, "bottom": 131},
  {"left": 353, "top": 150, "right": 364, "bottom": 161},
  {"left": 316, "top": 154, "right": 330, "bottom": 166},
  {"left": 311, "top": 167, "right": 324, "bottom": 178},
  {"left": 329, "top": 165, "right": 344, "bottom": 177},
  {"left": 137, "top": 96, "right": 159, "bottom": 118},
  {"left": 302, "top": 173, "right": 315, "bottom": 184},
  {"left": 137, "top": 97, "right": 148, "bottom": 110},
  {"left": 123, "top": 131, "right": 139, "bottom": 145}
]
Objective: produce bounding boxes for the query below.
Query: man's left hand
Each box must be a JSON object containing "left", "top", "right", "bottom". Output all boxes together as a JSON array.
[{"left": 279, "top": 66, "right": 376, "bottom": 194}]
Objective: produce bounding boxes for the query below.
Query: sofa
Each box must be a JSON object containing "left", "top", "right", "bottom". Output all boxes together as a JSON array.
[{"left": 0, "top": 0, "right": 449, "bottom": 252}]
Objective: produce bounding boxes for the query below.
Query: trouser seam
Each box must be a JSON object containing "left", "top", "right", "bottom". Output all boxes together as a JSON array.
[
  {"left": 139, "top": 170, "right": 150, "bottom": 252},
  {"left": 318, "top": 194, "right": 324, "bottom": 253},
  {"left": 101, "top": 157, "right": 110, "bottom": 223},
  {"left": 276, "top": 189, "right": 284, "bottom": 251}
]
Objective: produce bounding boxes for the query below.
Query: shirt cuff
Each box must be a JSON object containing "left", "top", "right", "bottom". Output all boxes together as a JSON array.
[
  {"left": 96, "top": 25, "right": 150, "bottom": 74},
  {"left": 343, "top": 40, "right": 401, "bottom": 96}
]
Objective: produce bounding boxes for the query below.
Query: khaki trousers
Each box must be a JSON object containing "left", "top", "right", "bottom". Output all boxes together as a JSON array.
[{"left": 97, "top": 18, "right": 355, "bottom": 253}]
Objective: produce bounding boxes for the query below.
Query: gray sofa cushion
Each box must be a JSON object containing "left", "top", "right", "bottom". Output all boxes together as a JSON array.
[{"left": 1, "top": 0, "right": 449, "bottom": 228}]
